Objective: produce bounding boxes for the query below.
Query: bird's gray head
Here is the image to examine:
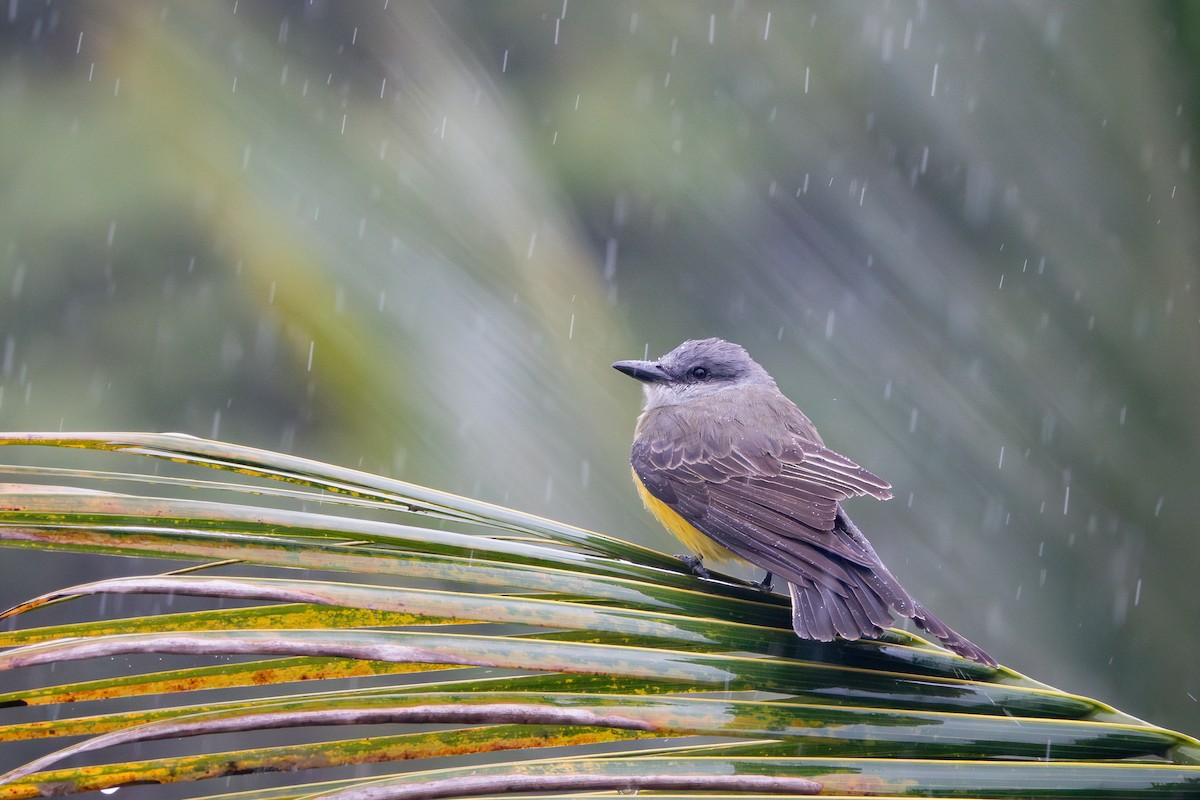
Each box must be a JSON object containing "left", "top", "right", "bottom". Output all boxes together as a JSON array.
[{"left": 612, "top": 337, "right": 777, "bottom": 409}]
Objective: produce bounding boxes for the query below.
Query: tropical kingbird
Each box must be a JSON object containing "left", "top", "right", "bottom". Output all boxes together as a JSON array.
[{"left": 613, "top": 337, "right": 994, "bottom": 665}]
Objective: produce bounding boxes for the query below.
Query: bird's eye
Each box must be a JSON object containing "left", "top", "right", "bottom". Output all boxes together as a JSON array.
[{"left": 689, "top": 366, "right": 709, "bottom": 380}]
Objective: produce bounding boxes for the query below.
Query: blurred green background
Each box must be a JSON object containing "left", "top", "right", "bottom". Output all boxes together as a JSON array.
[{"left": 1, "top": 1, "right": 1197, "bottom": 735}]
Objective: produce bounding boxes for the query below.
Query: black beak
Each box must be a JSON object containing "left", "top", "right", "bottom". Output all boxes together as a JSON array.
[{"left": 612, "top": 359, "right": 668, "bottom": 383}]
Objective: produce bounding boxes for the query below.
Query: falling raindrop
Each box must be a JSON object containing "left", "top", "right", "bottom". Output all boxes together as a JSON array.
[{"left": 2, "top": 336, "right": 13, "bottom": 378}]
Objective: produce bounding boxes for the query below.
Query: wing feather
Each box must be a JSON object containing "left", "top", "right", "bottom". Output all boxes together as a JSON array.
[
  {"left": 631, "top": 396, "right": 909, "bottom": 643},
  {"left": 628, "top": 384, "right": 995, "bottom": 665}
]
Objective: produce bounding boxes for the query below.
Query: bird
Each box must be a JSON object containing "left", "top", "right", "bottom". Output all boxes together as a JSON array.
[{"left": 613, "top": 337, "right": 995, "bottom": 665}]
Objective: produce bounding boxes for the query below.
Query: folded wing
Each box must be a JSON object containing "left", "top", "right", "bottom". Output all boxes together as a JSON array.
[{"left": 634, "top": 403, "right": 907, "bottom": 638}]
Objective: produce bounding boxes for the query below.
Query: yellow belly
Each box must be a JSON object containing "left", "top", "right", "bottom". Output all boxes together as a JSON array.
[{"left": 632, "top": 467, "right": 745, "bottom": 565}]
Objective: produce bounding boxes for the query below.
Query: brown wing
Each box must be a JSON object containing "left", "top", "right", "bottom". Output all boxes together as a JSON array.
[{"left": 632, "top": 398, "right": 913, "bottom": 642}]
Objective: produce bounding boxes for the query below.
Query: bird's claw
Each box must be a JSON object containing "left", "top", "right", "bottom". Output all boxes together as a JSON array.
[
  {"left": 750, "top": 570, "right": 775, "bottom": 592},
  {"left": 677, "top": 554, "right": 711, "bottom": 579}
]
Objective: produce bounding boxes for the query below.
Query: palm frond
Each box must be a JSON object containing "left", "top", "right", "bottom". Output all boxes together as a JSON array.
[{"left": 1, "top": 432, "right": 1197, "bottom": 799}]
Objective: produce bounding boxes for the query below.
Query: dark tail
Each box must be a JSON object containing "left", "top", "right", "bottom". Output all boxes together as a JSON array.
[
  {"left": 836, "top": 511, "right": 997, "bottom": 667},
  {"left": 909, "top": 602, "right": 997, "bottom": 666}
]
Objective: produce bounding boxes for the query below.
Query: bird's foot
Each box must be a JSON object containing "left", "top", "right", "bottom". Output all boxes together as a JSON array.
[
  {"left": 750, "top": 570, "right": 774, "bottom": 592},
  {"left": 677, "top": 554, "right": 710, "bottom": 579}
]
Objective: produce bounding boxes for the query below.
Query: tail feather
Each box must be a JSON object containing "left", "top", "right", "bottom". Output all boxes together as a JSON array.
[
  {"left": 787, "top": 577, "right": 995, "bottom": 665},
  {"left": 789, "top": 581, "right": 835, "bottom": 641},
  {"left": 782, "top": 509, "right": 996, "bottom": 666},
  {"left": 819, "top": 581, "right": 867, "bottom": 640},
  {"left": 909, "top": 602, "right": 997, "bottom": 666},
  {"left": 788, "top": 580, "right": 887, "bottom": 642}
]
